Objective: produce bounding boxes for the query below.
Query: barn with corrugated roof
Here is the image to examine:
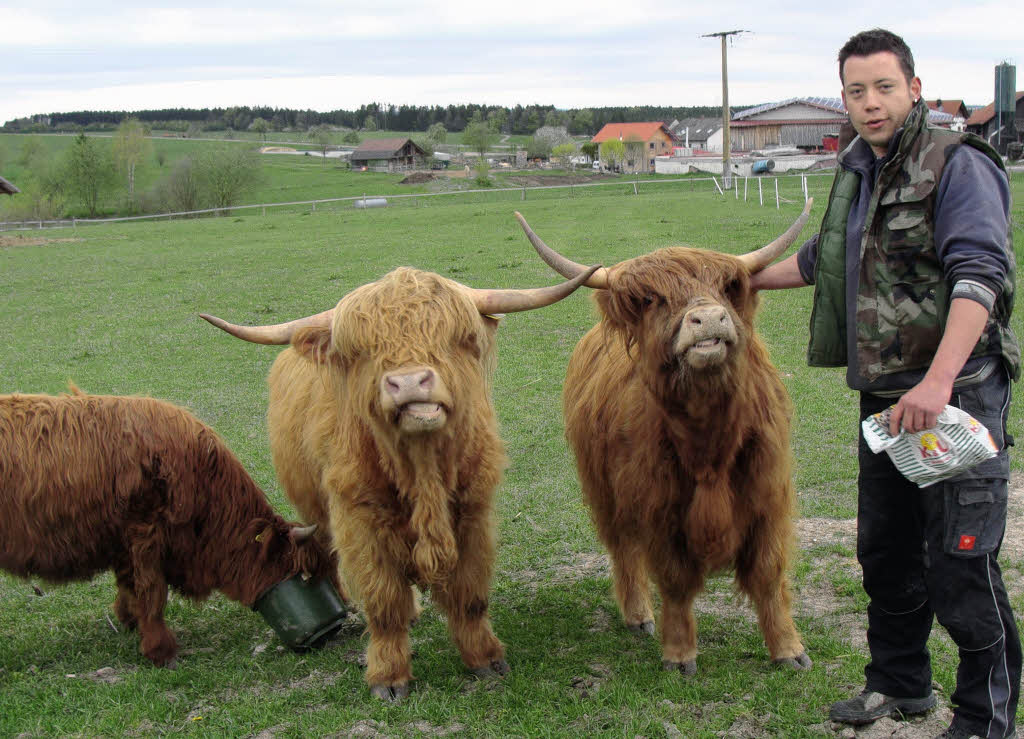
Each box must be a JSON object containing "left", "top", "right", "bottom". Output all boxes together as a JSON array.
[{"left": 349, "top": 138, "right": 427, "bottom": 172}]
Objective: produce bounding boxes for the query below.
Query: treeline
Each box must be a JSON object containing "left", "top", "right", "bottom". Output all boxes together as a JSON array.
[{"left": 3, "top": 103, "right": 731, "bottom": 137}]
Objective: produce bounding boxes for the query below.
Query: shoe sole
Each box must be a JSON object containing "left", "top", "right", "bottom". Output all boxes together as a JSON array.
[{"left": 830, "top": 693, "right": 937, "bottom": 725}]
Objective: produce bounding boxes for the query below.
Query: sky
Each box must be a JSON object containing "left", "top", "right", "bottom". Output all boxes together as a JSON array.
[{"left": 3, "top": 1, "right": 1021, "bottom": 128}]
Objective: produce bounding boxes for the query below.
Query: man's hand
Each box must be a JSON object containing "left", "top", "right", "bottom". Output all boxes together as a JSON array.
[
  {"left": 888, "top": 376, "right": 953, "bottom": 435},
  {"left": 886, "top": 297, "right": 990, "bottom": 436}
]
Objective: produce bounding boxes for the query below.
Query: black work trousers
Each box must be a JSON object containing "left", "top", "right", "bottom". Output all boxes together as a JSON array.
[{"left": 858, "top": 368, "right": 1020, "bottom": 739}]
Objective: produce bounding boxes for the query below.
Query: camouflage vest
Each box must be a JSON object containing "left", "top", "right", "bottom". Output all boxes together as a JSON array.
[{"left": 808, "top": 100, "right": 1020, "bottom": 382}]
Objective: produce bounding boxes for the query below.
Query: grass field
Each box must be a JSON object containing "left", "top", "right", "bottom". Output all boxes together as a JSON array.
[{"left": 1, "top": 177, "right": 1023, "bottom": 736}]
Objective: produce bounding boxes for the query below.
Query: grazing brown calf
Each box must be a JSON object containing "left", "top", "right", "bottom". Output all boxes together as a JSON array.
[
  {"left": 0, "top": 389, "right": 334, "bottom": 667},
  {"left": 515, "top": 201, "right": 814, "bottom": 675},
  {"left": 202, "top": 262, "right": 597, "bottom": 700}
]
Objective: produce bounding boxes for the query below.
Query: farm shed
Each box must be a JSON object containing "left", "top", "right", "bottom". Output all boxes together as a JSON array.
[
  {"left": 0, "top": 175, "right": 19, "bottom": 195},
  {"left": 350, "top": 138, "right": 427, "bottom": 172},
  {"left": 729, "top": 97, "right": 850, "bottom": 152},
  {"left": 591, "top": 122, "right": 676, "bottom": 174}
]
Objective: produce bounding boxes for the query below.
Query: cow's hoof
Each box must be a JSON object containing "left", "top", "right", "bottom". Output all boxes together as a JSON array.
[
  {"left": 471, "top": 659, "right": 510, "bottom": 679},
  {"left": 628, "top": 620, "right": 655, "bottom": 637},
  {"left": 772, "top": 652, "right": 812, "bottom": 670},
  {"left": 370, "top": 683, "right": 410, "bottom": 702},
  {"left": 662, "top": 659, "right": 697, "bottom": 676}
]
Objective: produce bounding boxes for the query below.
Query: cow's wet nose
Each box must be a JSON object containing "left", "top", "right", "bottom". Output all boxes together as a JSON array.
[
  {"left": 686, "top": 304, "right": 727, "bottom": 327},
  {"left": 382, "top": 368, "right": 436, "bottom": 405}
]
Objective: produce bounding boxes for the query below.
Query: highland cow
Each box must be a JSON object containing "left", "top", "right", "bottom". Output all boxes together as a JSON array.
[
  {"left": 0, "top": 389, "right": 334, "bottom": 667},
  {"left": 202, "top": 262, "right": 597, "bottom": 700},
  {"left": 515, "top": 201, "right": 814, "bottom": 675}
]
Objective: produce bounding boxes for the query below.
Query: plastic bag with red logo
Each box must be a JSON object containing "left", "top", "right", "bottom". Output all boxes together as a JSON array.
[{"left": 861, "top": 404, "right": 998, "bottom": 488}]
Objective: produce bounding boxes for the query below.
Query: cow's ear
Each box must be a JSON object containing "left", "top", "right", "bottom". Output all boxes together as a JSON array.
[{"left": 292, "top": 326, "right": 336, "bottom": 365}]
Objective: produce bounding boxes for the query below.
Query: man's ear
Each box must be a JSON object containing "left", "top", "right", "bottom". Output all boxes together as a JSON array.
[{"left": 292, "top": 326, "right": 334, "bottom": 365}]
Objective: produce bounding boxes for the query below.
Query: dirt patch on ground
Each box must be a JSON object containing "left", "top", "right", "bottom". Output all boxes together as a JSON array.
[
  {"left": 399, "top": 172, "right": 438, "bottom": 185},
  {"left": 0, "top": 234, "right": 84, "bottom": 248}
]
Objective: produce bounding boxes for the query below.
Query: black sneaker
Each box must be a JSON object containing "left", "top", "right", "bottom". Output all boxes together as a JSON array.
[{"left": 829, "top": 688, "right": 937, "bottom": 725}]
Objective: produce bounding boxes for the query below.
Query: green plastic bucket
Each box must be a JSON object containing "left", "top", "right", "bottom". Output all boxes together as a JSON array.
[{"left": 254, "top": 576, "right": 347, "bottom": 651}]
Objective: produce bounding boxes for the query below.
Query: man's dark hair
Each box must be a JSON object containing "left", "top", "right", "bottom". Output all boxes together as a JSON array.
[{"left": 838, "top": 29, "right": 915, "bottom": 84}]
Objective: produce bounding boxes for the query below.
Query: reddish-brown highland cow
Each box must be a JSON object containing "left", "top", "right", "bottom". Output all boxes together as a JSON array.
[
  {"left": 202, "top": 262, "right": 597, "bottom": 700},
  {"left": 515, "top": 200, "right": 814, "bottom": 675},
  {"left": 0, "top": 389, "right": 334, "bottom": 667}
]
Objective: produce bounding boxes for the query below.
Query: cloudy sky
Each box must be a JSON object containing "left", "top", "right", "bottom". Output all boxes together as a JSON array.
[{"left": 3, "top": 1, "right": 1020, "bottom": 127}]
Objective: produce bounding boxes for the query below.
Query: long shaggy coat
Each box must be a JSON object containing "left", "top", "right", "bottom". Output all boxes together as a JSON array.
[
  {"left": 265, "top": 268, "right": 509, "bottom": 699},
  {"left": 563, "top": 247, "right": 810, "bottom": 673},
  {"left": 0, "top": 389, "right": 334, "bottom": 667}
]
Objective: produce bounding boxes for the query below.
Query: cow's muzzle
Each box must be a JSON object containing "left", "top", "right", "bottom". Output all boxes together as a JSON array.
[
  {"left": 380, "top": 367, "right": 451, "bottom": 432},
  {"left": 674, "top": 304, "right": 737, "bottom": 369}
]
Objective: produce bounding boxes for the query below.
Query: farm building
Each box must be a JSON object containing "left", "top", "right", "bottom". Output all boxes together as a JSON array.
[
  {"left": 926, "top": 99, "right": 970, "bottom": 131},
  {"left": 667, "top": 118, "right": 722, "bottom": 151},
  {"left": 729, "top": 97, "right": 850, "bottom": 152},
  {"left": 966, "top": 92, "right": 1024, "bottom": 155},
  {"left": 591, "top": 122, "right": 675, "bottom": 174},
  {"left": 349, "top": 138, "right": 427, "bottom": 172}
]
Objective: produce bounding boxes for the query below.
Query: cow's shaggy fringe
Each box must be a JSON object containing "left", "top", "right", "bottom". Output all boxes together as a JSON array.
[
  {"left": 0, "top": 388, "right": 335, "bottom": 667},
  {"left": 265, "top": 268, "right": 508, "bottom": 696},
  {"left": 564, "top": 246, "right": 808, "bottom": 672}
]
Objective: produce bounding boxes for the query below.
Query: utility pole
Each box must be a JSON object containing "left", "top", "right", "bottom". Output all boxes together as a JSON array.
[{"left": 702, "top": 29, "right": 747, "bottom": 189}]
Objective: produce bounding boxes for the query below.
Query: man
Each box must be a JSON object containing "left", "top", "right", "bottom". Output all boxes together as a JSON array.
[{"left": 752, "top": 29, "right": 1020, "bottom": 739}]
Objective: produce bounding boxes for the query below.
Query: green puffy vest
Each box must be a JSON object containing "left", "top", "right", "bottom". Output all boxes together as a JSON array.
[{"left": 807, "top": 100, "right": 1020, "bottom": 382}]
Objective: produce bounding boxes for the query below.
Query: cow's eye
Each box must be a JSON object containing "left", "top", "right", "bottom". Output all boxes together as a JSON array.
[{"left": 724, "top": 278, "right": 742, "bottom": 301}]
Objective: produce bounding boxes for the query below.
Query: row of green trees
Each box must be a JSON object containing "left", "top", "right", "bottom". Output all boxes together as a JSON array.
[
  {"left": 1, "top": 120, "right": 261, "bottom": 221},
  {"left": 4, "top": 103, "right": 727, "bottom": 137}
]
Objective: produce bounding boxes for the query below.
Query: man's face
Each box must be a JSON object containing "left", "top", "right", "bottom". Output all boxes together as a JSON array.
[{"left": 841, "top": 51, "right": 921, "bottom": 157}]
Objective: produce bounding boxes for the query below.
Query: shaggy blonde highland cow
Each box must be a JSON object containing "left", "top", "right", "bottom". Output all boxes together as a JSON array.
[{"left": 203, "top": 260, "right": 596, "bottom": 700}]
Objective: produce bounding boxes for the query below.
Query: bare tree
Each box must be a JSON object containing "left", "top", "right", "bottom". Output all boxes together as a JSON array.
[
  {"left": 113, "top": 118, "right": 152, "bottom": 210},
  {"left": 308, "top": 125, "right": 333, "bottom": 166},
  {"left": 195, "top": 146, "right": 262, "bottom": 213}
]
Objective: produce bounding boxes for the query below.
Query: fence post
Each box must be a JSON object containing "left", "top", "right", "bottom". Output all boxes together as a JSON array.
[
  {"left": 775, "top": 178, "right": 780, "bottom": 209},
  {"left": 522, "top": 186, "right": 525, "bottom": 201},
  {"left": 633, "top": 181, "right": 638, "bottom": 196},
  {"left": 712, "top": 177, "right": 724, "bottom": 195},
  {"left": 744, "top": 177, "right": 748, "bottom": 202},
  {"left": 758, "top": 178, "right": 763, "bottom": 206}
]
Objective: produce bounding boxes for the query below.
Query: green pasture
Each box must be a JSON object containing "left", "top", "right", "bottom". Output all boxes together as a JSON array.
[{"left": 1, "top": 178, "right": 1023, "bottom": 736}]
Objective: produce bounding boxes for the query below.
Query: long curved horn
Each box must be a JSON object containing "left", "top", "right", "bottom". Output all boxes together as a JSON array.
[
  {"left": 199, "top": 308, "right": 334, "bottom": 345},
  {"left": 467, "top": 264, "right": 602, "bottom": 315},
  {"left": 514, "top": 212, "right": 610, "bottom": 289},
  {"left": 736, "top": 197, "right": 814, "bottom": 274}
]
